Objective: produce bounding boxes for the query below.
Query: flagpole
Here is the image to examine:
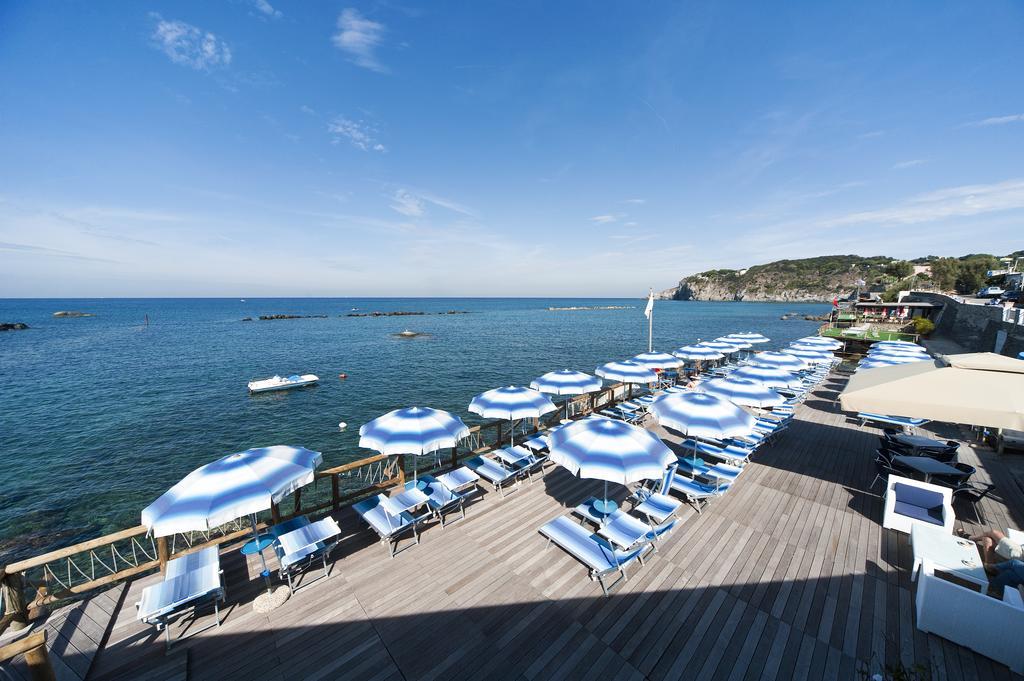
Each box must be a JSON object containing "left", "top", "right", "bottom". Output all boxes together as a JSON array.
[{"left": 647, "top": 288, "right": 654, "bottom": 352}]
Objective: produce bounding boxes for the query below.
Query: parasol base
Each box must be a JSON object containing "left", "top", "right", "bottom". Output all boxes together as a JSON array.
[{"left": 252, "top": 586, "right": 291, "bottom": 613}]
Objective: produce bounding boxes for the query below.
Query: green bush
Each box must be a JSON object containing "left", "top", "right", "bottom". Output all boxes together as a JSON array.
[{"left": 913, "top": 318, "right": 935, "bottom": 336}]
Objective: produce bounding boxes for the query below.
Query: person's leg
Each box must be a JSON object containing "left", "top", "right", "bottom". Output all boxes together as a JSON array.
[{"left": 988, "top": 559, "right": 1024, "bottom": 598}]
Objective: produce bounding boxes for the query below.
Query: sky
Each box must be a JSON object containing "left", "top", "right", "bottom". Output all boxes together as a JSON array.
[{"left": 1, "top": 1, "right": 1022, "bottom": 297}]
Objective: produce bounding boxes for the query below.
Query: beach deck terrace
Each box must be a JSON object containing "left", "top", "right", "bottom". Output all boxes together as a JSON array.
[{"left": 8, "top": 372, "right": 1024, "bottom": 681}]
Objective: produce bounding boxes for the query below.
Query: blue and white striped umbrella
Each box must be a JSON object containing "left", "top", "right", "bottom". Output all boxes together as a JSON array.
[
  {"left": 673, "top": 345, "right": 725, "bottom": 361},
  {"left": 715, "top": 336, "right": 752, "bottom": 349},
  {"left": 469, "top": 386, "right": 557, "bottom": 420},
  {"left": 549, "top": 416, "right": 676, "bottom": 511},
  {"left": 650, "top": 391, "right": 756, "bottom": 440},
  {"left": 727, "top": 332, "right": 770, "bottom": 344},
  {"left": 730, "top": 365, "right": 802, "bottom": 388},
  {"left": 872, "top": 340, "right": 923, "bottom": 350},
  {"left": 796, "top": 336, "right": 843, "bottom": 350},
  {"left": 749, "top": 351, "right": 808, "bottom": 371},
  {"left": 548, "top": 416, "right": 676, "bottom": 485},
  {"left": 863, "top": 352, "right": 930, "bottom": 364},
  {"left": 698, "top": 341, "right": 740, "bottom": 354},
  {"left": 632, "top": 351, "right": 683, "bottom": 370},
  {"left": 867, "top": 346, "right": 928, "bottom": 356},
  {"left": 141, "top": 445, "right": 322, "bottom": 592},
  {"left": 359, "top": 406, "right": 470, "bottom": 455},
  {"left": 789, "top": 341, "right": 838, "bottom": 353},
  {"left": 470, "top": 386, "right": 557, "bottom": 447},
  {"left": 142, "top": 445, "right": 323, "bottom": 536},
  {"left": 530, "top": 370, "right": 603, "bottom": 396},
  {"left": 596, "top": 360, "right": 659, "bottom": 384},
  {"left": 701, "top": 377, "right": 786, "bottom": 408},
  {"left": 782, "top": 347, "right": 834, "bottom": 363}
]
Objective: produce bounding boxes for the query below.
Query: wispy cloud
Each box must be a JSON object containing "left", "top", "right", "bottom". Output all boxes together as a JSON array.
[
  {"left": 332, "top": 8, "right": 387, "bottom": 73},
  {"left": 150, "top": 14, "right": 232, "bottom": 70},
  {"left": 964, "top": 113, "right": 1024, "bottom": 127},
  {"left": 251, "top": 0, "right": 282, "bottom": 19},
  {"left": 300, "top": 105, "right": 317, "bottom": 116},
  {"left": 590, "top": 214, "right": 626, "bottom": 224},
  {"left": 623, "top": 198, "right": 646, "bottom": 204},
  {"left": 0, "top": 241, "right": 117, "bottom": 263},
  {"left": 389, "top": 188, "right": 477, "bottom": 218},
  {"left": 858, "top": 130, "right": 885, "bottom": 139},
  {"left": 823, "top": 178, "right": 1024, "bottom": 228},
  {"left": 390, "top": 190, "right": 424, "bottom": 217},
  {"left": 892, "top": 159, "right": 926, "bottom": 170},
  {"left": 327, "top": 117, "right": 386, "bottom": 152}
]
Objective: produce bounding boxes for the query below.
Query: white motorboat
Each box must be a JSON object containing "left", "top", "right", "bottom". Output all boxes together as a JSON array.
[{"left": 247, "top": 374, "right": 319, "bottom": 393}]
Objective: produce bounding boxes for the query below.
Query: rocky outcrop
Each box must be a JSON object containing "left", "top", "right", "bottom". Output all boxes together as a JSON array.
[
  {"left": 257, "top": 314, "right": 328, "bottom": 320},
  {"left": 53, "top": 311, "right": 95, "bottom": 317},
  {"left": 658, "top": 255, "right": 893, "bottom": 302},
  {"left": 345, "top": 310, "right": 469, "bottom": 317},
  {"left": 0, "top": 322, "right": 29, "bottom": 331}
]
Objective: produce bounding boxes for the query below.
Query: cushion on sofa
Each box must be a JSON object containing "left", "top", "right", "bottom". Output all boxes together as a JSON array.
[
  {"left": 893, "top": 500, "right": 944, "bottom": 525},
  {"left": 893, "top": 482, "right": 943, "bottom": 509}
]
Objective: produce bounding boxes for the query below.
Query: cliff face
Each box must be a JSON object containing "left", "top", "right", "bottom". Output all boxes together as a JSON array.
[{"left": 659, "top": 255, "right": 894, "bottom": 302}]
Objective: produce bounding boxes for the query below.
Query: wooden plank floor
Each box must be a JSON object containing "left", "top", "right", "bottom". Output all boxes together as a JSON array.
[{"left": 81, "top": 374, "right": 1024, "bottom": 681}]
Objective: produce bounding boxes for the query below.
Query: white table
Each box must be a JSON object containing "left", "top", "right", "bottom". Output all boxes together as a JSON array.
[{"left": 910, "top": 523, "right": 988, "bottom": 590}]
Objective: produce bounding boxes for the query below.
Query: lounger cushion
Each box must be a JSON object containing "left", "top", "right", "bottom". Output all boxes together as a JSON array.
[
  {"left": 466, "top": 456, "right": 515, "bottom": 484},
  {"left": 893, "top": 500, "right": 944, "bottom": 525}
]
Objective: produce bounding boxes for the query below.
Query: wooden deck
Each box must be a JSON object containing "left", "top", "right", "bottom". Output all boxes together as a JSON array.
[{"left": 9, "top": 373, "right": 1024, "bottom": 681}]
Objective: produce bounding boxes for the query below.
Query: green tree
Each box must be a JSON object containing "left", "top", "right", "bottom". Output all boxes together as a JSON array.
[
  {"left": 929, "top": 257, "right": 959, "bottom": 290},
  {"left": 955, "top": 255, "right": 1000, "bottom": 293},
  {"left": 886, "top": 260, "right": 913, "bottom": 279}
]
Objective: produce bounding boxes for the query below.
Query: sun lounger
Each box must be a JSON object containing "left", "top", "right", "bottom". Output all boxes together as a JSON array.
[
  {"left": 572, "top": 498, "right": 676, "bottom": 549},
  {"left": 858, "top": 413, "right": 930, "bottom": 431},
  {"left": 680, "top": 439, "right": 751, "bottom": 466},
  {"left": 521, "top": 433, "right": 550, "bottom": 452},
  {"left": 420, "top": 468, "right": 481, "bottom": 527},
  {"left": 670, "top": 473, "right": 731, "bottom": 513},
  {"left": 137, "top": 546, "right": 224, "bottom": 649},
  {"left": 538, "top": 516, "right": 652, "bottom": 596},
  {"left": 273, "top": 516, "right": 342, "bottom": 593},
  {"left": 353, "top": 493, "right": 424, "bottom": 557},
  {"left": 630, "top": 463, "right": 684, "bottom": 524},
  {"left": 466, "top": 455, "right": 519, "bottom": 497}
]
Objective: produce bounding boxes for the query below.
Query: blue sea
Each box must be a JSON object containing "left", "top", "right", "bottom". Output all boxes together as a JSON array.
[{"left": 0, "top": 298, "right": 828, "bottom": 563}]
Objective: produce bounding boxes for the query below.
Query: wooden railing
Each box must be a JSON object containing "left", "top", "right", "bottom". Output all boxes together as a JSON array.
[
  {"left": 0, "top": 382, "right": 636, "bottom": 627},
  {"left": 0, "top": 630, "right": 54, "bottom": 681}
]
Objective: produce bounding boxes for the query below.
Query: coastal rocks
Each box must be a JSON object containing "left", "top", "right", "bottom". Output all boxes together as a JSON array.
[
  {"left": 547, "top": 305, "right": 635, "bottom": 311},
  {"left": 0, "top": 322, "right": 29, "bottom": 331},
  {"left": 53, "top": 311, "right": 95, "bottom": 317},
  {"left": 257, "top": 314, "right": 328, "bottom": 320},
  {"left": 242, "top": 317, "right": 253, "bottom": 322},
  {"left": 346, "top": 310, "right": 469, "bottom": 317}
]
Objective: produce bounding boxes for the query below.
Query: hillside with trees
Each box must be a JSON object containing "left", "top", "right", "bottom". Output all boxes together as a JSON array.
[{"left": 659, "top": 252, "right": 1017, "bottom": 302}]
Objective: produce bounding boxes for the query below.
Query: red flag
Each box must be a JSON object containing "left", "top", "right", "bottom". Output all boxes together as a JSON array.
[{"left": 832, "top": 297, "right": 838, "bottom": 308}]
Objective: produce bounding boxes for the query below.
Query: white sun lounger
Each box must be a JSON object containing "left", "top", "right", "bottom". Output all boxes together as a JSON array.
[
  {"left": 538, "top": 516, "right": 652, "bottom": 597},
  {"left": 136, "top": 546, "right": 224, "bottom": 649},
  {"left": 670, "top": 474, "right": 731, "bottom": 513},
  {"left": 274, "top": 517, "right": 342, "bottom": 593},
  {"left": 466, "top": 455, "right": 519, "bottom": 497},
  {"left": 353, "top": 494, "right": 424, "bottom": 557},
  {"left": 421, "top": 468, "right": 481, "bottom": 527}
]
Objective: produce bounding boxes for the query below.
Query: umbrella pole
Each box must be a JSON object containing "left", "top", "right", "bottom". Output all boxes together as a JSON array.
[
  {"left": 604, "top": 479, "right": 609, "bottom": 511},
  {"left": 510, "top": 418, "right": 515, "bottom": 447},
  {"left": 250, "top": 512, "right": 272, "bottom": 594}
]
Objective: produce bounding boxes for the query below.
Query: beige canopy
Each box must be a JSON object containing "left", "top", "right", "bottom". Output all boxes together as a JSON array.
[{"left": 840, "top": 352, "right": 1024, "bottom": 430}]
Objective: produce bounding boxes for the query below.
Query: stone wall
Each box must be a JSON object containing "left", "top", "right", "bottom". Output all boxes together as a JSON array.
[{"left": 907, "top": 291, "right": 1024, "bottom": 357}]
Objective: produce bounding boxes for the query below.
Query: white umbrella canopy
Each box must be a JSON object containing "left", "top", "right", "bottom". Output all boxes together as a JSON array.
[
  {"left": 632, "top": 351, "right": 684, "bottom": 370},
  {"left": 673, "top": 345, "right": 725, "bottom": 361},
  {"left": 796, "top": 336, "right": 843, "bottom": 349},
  {"left": 840, "top": 353, "right": 1024, "bottom": 430},
  {"left": 782, "top": 347, "right": 834, "bottom": 364},
  {"left": 714, "top": 337, "right": 752, "bottom": 350},
  {"left": 698, "top": 341, "right": 740, "bottom": 355},
  {"left": 727, "top": 332, "right": 770, "bottom": 344},
  {"left": 469, "top": 386, "right": 557, "bottom": 447},
  {"left": 749, "top": 351, "right": 809, "bottom": 371},
  {"left": 530, "top": 370, "right": 603, "bottom": 396},
  {"left": 730, "top": 364, "right": 803, "bottom": 388},
  {"left": 596, "top": 360, "right": 659, "bottom": 384},
  {"left": 701, "top": 377, "right": 786, "bottom": 408}
]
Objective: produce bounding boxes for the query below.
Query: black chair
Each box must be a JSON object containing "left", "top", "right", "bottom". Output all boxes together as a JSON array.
[
  {"left": 952, "top": 482, "right": 997, "bottom": 504},
  {"left": 869, "top": 453, "right": 901, "bottom": 491}
]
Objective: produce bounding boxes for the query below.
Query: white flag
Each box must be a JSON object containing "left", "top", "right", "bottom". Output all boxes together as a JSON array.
[{"left": 644, "top": 289, "right": 654, "bottom": 319}]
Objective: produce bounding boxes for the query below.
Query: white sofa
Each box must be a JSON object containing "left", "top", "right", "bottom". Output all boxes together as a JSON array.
[
  {"left": 882, "top": 475, "right": 954, "bottom": 535},
  {"left": 915, "top": 558, "right": 1024, "bottom": 674}
]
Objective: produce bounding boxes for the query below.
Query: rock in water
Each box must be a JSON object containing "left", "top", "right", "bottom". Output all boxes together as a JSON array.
[
  {"left": 52, "top": 311, "right": 94, "bottom": 317},
  {"left": 0, "top": 322, "right": 29, "bottom": 331}
]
